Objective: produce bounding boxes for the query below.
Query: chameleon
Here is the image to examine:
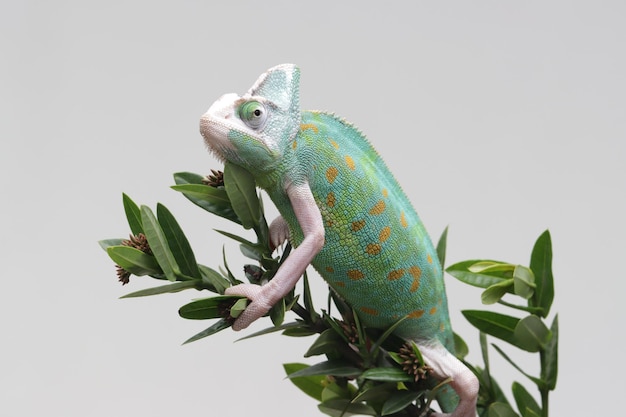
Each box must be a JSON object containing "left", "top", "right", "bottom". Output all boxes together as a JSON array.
[{"left": 199, "top": 64, "right": 478, "bottom": 417}]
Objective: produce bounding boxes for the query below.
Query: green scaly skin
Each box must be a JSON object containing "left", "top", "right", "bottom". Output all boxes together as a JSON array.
[{"left": 200, "top": 64, "right": 477, "bottom": 417}]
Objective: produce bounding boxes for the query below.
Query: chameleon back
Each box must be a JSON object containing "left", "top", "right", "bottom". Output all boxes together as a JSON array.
[{"left": 270, "top": 111, "right": 454, "bottom": 351}]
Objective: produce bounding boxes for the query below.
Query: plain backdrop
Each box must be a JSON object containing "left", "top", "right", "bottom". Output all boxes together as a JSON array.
[{"left": 2, "top": 1, "right": 624, "bottom": 416}]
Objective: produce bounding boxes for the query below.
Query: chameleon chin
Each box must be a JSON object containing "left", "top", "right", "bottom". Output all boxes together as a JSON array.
[{"left": 200, "top": 64, "right": 478, "bottom": 417}]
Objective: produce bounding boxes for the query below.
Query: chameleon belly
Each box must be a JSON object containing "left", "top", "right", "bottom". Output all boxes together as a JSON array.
[{"left": 274, "top": 111, "right": 453, "bottom": 347}]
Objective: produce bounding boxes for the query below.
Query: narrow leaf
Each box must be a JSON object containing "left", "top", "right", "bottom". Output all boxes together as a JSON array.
[
  {"left": 182, "top": 319, "right": 232, "bottom": 344},
  {"left": 453, "top": 332, "right": 469, "bottom": 359},
  {"left": 98, "top": 238, "right": 124, "bottom": 251},
  {"left": 122, "top": 193, "right": 143, "bottom": 235},
  {"left": 157, "top": 203, "right": 201, "bottom": 279},
  {"left": 447, "top": 260, "right": 511, "bottom": 288},
  {"left": 318, "top": 399, "right": 377, "bottom": 417},
  {"left": 381, "top": 390, "right": 422, "bottom": 415},
  {"left": 235, "top": 322, "right": 304, "bottom": 342},
  {"left": 492, "top": 344, "right": 545, "bottom": 388},
  {"left": 141, "top": 206, "right": 179, "bottom": 282},
  {"left": 361, "top": 368, "right": 411, "bottom": 382},
  {"left": 198, "top": 264, "right": 229, "bottom": 294},
  {"left": 530, "top": 230, "right": 554, "bottom": 317},
  {"left": 511, "top": 382, "right": 541, "bottom": 417},
  {"left": 121, "top": 280, "right": 199, "bottom": 298},
  {"left": 462, "top": 310, "right": 520, "bottom": 346},
  {"left": 286, "top": 360, "right": 361, "bottom": 379},
  {"left": 488, "top": 402, "right": 519, "bottom": 417},
  {"left": 178, "top": 295, "right": 244, "bottom": 320},
  {"left": 106, "top": 246, "right": 162, "bottom": 276},
  {"left": 436, "top": 226, "right": 448, "bottom": 269},
  {"left": 172, "top": 172, "right": 240, "bottom": 224},
  {"left": 283, "top": 363, "right": 326, "bottom": 401},
  {"left": 223, "top": 161, "right": 260, "bottom": 230},
  {"left": 541, "top": 314, "right": 559, "bottom": 390},
  {"left": 305, "top": 329, "right": 344, "bottom": 358}
]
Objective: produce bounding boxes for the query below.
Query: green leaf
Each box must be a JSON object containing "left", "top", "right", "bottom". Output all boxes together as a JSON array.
[
  {"left": 98, "top": 238, "right": 124, "bottom": 251},
  {"left": 453, "top": 332, "right": 469, "bottom": 359},
  {"left": 468, "top": 261, "right": 515, "bottom": 275},
  {"left": 381, "top": 390, "right": 422, "bottom": 415},
  {"left": 530, "top": 230, "right": 554, "bottom": 317},
  {"left": 305, "top": 329, "right": 345, "bottom": 357},
  {"left": 156, "top": 203, "right": 201, "bottom": 279},
  {"left": 491, "top": 344, "right": 545, "bottom": 388},
  {"left": 198, "top": 264, "right": 230, "bottom": 294},
  {"left": 488, "top": 402, "right": 519, "bottom": 417},
  {"left": 511, "top": 382, "right": 541, "bottom": 417},
  {"left": 361, "top": 368, "right": 411, "bottom": 382},
  {"left": 223, "top": 162, "right": 260, "bottom": 230},
  {"left": 481, "top": 279, "right": 514, "bottom": 304},
  {"left": 318, "top": 399, "right": 377, "bottom": 417},
  {"left": 447, "top": 260, "right": 511, "bottom": 288},
  {"left": 436, "top": 226, "right": 448, "bottom": 269},
  {"left": 120, "top": 280, "right": 199, "bottom": 298},
  {"left": 513, "top": 315, "right": 551, "bottom": 352},
  {"left": 235, "top": 322, "right": 304, "bottom": 341},
  {"left": 286, "top": 360, "right": 361, "bottom": 379},
  {"left": 122, "top": 193, "right": 143, "bottom": 235},
  {"left": 141, "top": 205, "right": 180, "bottom": 282},
  {"left": 513, "top": 265, "right": 535, "bottom": 300},
  {"left": 106, "top": 246, "right": 162, "bottom": 276},
  {"left": 178, "top": 295, "right": 245, "bottom": 320},
  {"left": 182, "top": 318, "right": 232, "bottom": 344},
  {"left": 269, "top": 297, "right": 286, "bottom": 326},
  {"left": 283, "top": 363, "right": 326, "bottom": 401},
  {"left": 541, "top": 314, "right": 559, "bottom": 390},
  {"left": 462, "top": 310, "right": 520, "bottom": 346},
  {"left": 172, "top": 172, "right": 240, "bottom": 224}
]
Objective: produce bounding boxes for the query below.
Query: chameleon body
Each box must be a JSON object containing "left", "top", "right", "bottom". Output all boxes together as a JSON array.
[{"left": 200, "top": 64, "right": 478, "bottom": 417}]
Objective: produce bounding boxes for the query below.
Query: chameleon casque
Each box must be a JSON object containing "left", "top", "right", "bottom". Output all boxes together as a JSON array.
[{"left": 199, "top": 64, "right": 478, "bottom": 417}]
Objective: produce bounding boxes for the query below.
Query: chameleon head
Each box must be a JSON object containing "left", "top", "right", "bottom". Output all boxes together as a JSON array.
[{"left": 200, "top": 64, "right": 302, "bottom": 173}]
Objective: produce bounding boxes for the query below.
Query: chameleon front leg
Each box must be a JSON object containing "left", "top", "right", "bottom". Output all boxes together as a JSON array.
[
  {"left": 418, "top": 342, "right": 479, "bottom": 417},
  {"left": 225, "top": 182, "right": 325, "bottom": 331}
]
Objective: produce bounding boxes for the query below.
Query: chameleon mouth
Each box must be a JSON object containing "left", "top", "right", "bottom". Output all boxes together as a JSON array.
[{"left": 199, "top": 93, "right": 241, "bottom": 161}]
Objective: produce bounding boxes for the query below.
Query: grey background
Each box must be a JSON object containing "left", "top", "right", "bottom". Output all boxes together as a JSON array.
[{"left": 2, "top": 1, "right": 624, "bottom": 416}]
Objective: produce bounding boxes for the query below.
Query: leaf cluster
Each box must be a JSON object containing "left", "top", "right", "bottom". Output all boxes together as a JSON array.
[{"left": 100, "top": 165, "right": 558, "bottom": 417}]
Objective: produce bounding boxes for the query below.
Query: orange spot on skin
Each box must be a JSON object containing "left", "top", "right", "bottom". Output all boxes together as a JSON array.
[
  {"left": 292, "top": 140, "right": 297, "bottom": 150},
  {"left": 400, "top": 212, "right": 408, "bottom": 228},
  {"left": 440, "top": 323, "right": 445, "bottom": 332},
  {"left": 326, "top": 167, "right": 339, "bottom": 183},
  {"left": 408, "top": 310, "right": 425, "bottom": 319},
  {"left": 387, "top": 269, "right": 405, "bottom": 281},
  {"left": 427, "top": 254, "right": 433, "bottom": 264},
  {"left": 327, "top": 192, "right": 336, "bottom": 208},
  {"left": 360, "top": 306, "right": 379, "bottom": 316},
  {"left": 351, "top": 220, "right": 366, "bottom": 232},
  {"left": 365, "top": 243, "right": 382, "bottom": 255},
  {"left": 335, "top": 281, "right": 346, "bottom": 288},
  {"left": 379, "top": 226, "right": 391, "bottom": 243},
  {"left": 345, "top": 155, "right": 355, "bottom": 170},
  {"left": 300, "top": 123, "right": 319, "bottom": 133},
  {"left": 409, "top": 266, "right": 422, "bottom": 292},
  {"left": 382, "top": 188, "right": 389, "bottom": 198},
  {"left": 326, "top": 266, "right": 335, "bottom": 273},
  {"left": 330, "top": 139, "right": 339, "bottom": 149},
  {"left": 347, "top": 270, "right": 365, "bottom": 280},
  {"left": 430, "top": 307, "right": 438, "bottom": 315},
  {"left": 369, "top": 200, "right": 386, "bottom": 215}
]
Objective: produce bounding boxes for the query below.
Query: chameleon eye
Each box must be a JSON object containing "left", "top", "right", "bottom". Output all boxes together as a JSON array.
[{"left": 239, "top": 100, "right": 267, "bottom": 129}]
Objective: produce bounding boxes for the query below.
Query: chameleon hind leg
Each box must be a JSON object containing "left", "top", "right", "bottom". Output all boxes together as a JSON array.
[{"left": 418, "top": 341, "right": 478, "bottom": 417}]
